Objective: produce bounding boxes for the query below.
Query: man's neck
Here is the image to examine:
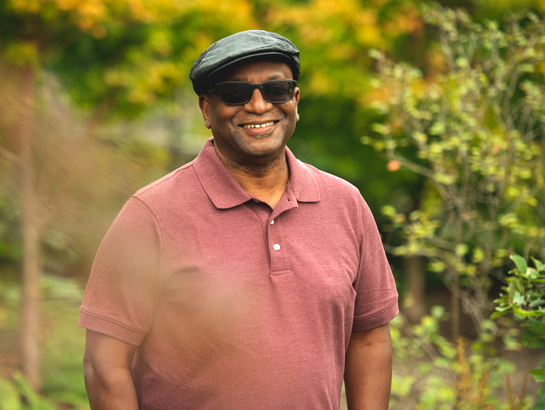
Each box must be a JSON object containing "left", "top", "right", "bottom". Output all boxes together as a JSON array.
[{"left": 214, "top": 147, "right": 289, "bottom": 210}]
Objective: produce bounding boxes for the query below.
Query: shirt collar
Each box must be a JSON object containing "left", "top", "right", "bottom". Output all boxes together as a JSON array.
[{"left": 193, "top": 137, "right": 321, "bottom": 210}]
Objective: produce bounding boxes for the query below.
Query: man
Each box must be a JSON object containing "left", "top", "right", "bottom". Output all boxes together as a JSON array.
[{"left": 80, "top": 30, "right": 398, "bottom": 410}]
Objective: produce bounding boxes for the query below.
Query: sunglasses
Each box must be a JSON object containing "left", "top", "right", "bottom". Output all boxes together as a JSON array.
[{"left": 209, "top": 79, "right": 297, "bottom": 105}]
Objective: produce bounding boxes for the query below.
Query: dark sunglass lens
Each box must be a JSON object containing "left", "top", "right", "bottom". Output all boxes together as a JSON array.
[
  {"left": 263, "top": 81, "right": 293, "bottom": 102},
  {"left": 219, "top": 83, "right": 252, "bottom": 104}
]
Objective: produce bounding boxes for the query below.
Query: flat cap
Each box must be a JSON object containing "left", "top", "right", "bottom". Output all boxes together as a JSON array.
[{"left": 190, "top": 30, "right": 300, "bottom": 95}]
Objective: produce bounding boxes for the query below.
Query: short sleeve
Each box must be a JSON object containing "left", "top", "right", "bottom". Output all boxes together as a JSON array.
[
  {"left": 79, "top": 197, "right": 163, "bottom": 346},
  {"left": 352, "top": 199, "right": 399, "bottom": 332}
]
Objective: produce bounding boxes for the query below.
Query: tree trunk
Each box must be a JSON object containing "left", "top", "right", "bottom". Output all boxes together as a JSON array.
[
  {"left": 17, "top": 66, "right": 42, "bottom": 392},
  {"left": 403, "top": 256, "right": 425, "bottom": 323},
  {"left": 450, "top": 267, "right": 460, "bottom": 341}
]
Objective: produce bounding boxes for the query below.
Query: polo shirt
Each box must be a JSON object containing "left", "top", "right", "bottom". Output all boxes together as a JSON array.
[{"left": 79, "top": 137, "right": 398, "bottom": 410}]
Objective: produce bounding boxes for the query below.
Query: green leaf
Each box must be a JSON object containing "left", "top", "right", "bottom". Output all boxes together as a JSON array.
[
  {"left": 513, "top": 291, "right": 525, "bottom": 306},
  {"left": 368, "top": 48, "right": 382, "bottom": 59},
  {"left": 429, "top": 122, "right": 446, "bottom": 135},
  {"left": 531, "top": 299, "right": 545, "bottom": 308},
  {"left": 513, "top": 306, "right": 543, "bottom": 317},
  {"left": 431, "top": 305, "right": 445, "bottom": 319},
  {"left": 435, "top": 173, "right": 456, "bottom": 185},
  {"left": 455, "top": 57, "right": 469, "bottom": 67},
  {"left": 491, "top": 310, "right": 510, "bottom": 319},
  {"left": 511, "top": 254, "right": 528, "bottom": 274},
  {"left": 529, "top": 339, "right": 545, "bottom": 349},
  {"left": 371, "top": 123, "right": 390, "bottom": 135},
  {"left": 534, "top": 391, "right": 545, "bottom": 410},
  {"left": 429, "top": 261, "right": 446, "bottom": 272},
  {"left": 531, "top": 257, "right": 545, "bottom": 272},
  {"left": 360, "top": 136, "right": 372, "bottom": 145},
  {"left": 0, "top": 379, "right": 22, "bottom": 410},
  {"left": 433, "top": 357, "right": 451, "bottom": 368},
  {"left": 528, "top": 324, "right": 545, "bottom": 335},
  {"left": 520, "top": 63, "right": 535, "bottom": 73},
  {"left": 12, "top": 373, "right": 39, "bottom": 406},
  {"left": 455, "top": 244, "right": 469, "bottom": 257},
  {"left": 530, "top": 369, "right": 545, "bottom": 376},
  {"left": 473, "top": 247, "right": 485, "bottom": 263},
  {"left": 523, "top": 326, "right": 545, "bottom": 348},
  {"left": 381, "top": 205, "right": 397, "bottom": 219},
  {"left": 509, "top": 279, "right": 517, "bottom": 299}
]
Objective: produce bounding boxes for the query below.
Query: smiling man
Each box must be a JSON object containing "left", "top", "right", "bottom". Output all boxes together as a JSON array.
[{"left": 79, "top": 31, "right": 398, "bottom": 410}]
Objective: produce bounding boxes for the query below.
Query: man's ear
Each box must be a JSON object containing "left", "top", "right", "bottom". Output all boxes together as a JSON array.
[
  {"left": 198, "top": 94, "right": 212, "bottom": 129},
  {"left": 294, "top": 87, "right": 300, "bottom": 121}
]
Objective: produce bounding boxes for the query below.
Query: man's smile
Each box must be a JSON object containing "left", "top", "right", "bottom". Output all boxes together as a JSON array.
[
  {"left": 241, "top": 121, "right": 276, "bottom": 129},
  {"left": 238, "top": 120, "right": 279, "bottom": 136}
]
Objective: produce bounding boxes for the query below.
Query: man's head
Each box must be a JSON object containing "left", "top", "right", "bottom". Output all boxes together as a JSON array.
[{"left": 191, "top": 31, "right": 301, "bottom": 168}]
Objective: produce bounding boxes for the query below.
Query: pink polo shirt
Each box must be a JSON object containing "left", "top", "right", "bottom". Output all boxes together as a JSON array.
[{"left": 79, "top": 138, "right": 398, "bottom": 410}]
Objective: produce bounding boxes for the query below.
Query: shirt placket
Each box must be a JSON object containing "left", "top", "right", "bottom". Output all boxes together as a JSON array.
[{"left": 267, "top": 194, "right": 298, "bottom": 276}]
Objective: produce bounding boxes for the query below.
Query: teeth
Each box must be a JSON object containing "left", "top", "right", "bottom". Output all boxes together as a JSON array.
[{"left": 243, "top": 121, "right": 274, "bottom": 129}]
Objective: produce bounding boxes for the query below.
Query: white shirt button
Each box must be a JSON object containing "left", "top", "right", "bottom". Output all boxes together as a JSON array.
[
  {"left": 270, "top": 220, "right": 275, "bottom": 225},
  {"left": 273, "top": 244, "right": 280, "bottom": 251}
]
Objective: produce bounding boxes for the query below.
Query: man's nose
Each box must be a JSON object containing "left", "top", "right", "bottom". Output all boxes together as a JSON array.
[{"left": 244, "top": 88, "right": 273, "bottom": 114}]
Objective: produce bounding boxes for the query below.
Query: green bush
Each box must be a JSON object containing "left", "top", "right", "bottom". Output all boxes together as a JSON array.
[
  {"left": 390, "top": 306, "right": 531, "bottom": 409},
  {"left": 493, "top": 254, "right": 545, "bottom": 408},
  {"left": 365, "top": 3, "right": 545, "bottom": 334}
]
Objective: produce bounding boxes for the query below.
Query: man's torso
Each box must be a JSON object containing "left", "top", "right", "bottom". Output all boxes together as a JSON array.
[{"left": 79, "top": 139, "right": 398, "bottom": 410}]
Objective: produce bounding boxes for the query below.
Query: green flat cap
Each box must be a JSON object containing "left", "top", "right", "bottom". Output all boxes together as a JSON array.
[{"left": 190, "top": 30, "right": 300, "bottom": 95}]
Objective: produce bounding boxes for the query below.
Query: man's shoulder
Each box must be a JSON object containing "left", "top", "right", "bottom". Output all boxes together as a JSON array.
[
  {"left": 297, "top": 159, "right": 363, "bottom": 200},
  {"left": 132, "top": 160, "right": 198, "bottom": 206}
]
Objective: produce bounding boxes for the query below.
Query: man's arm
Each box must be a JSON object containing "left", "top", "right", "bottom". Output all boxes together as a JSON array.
[
  {"left": 344, "top": 323, "right": 393, "bottom": 410},
  {"left": 83, "top": 330, "right": 139, "bottom": 410}
]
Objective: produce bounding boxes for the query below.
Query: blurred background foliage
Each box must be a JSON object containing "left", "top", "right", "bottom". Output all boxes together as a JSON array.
[{"left": 1, "top": 0, "right": 545, "bottom": 408}]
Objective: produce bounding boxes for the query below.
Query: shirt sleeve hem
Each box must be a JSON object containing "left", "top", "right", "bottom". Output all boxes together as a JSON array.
[
  {"left": 78, "top": 310, "right": 147, "bottom": 346},
  {"left": 351, "top": 298, "right": 399, "bottom": 332}
]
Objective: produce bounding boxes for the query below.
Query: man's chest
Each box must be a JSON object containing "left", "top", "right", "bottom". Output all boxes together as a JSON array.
[{"left": 157, "top": 200, "right": 360, "bottom": 304}]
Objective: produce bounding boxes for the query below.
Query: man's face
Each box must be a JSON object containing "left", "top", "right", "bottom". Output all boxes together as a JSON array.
[{"left": 199, "top": 59, "right": 300, "bottom": 168}]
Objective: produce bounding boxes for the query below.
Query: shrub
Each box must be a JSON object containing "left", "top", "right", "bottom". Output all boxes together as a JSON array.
[{"left": 493, "top": 254, "right": 545, "bottom": 407}]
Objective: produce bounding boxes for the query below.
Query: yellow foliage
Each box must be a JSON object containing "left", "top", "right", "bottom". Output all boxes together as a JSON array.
[
  {"left": 3, "top": 41, "right": 40, "bottom": 68},
  {"left": 383, "top": 4, "right": 423, "bottom": 37},
  {"left": 6, "top": 0, "right": 251, "bottom": 34},
  {"left": 193, "top": 0, "right": 255, "bottom": 26},
  {"left": 148, "top": 30, "right": 173, "bottom": 57},
  {"left": 354, "top": 10, "right": 382, "bottom": 48},
  {"left": 308, "top": 71, "right": 335, "bottom": 95},
  {"left": 266, "top": 0, "right": 393, "bottom": 49},
  {"left": 8, "top": 0, "right": 42, "bottom": 13}
]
